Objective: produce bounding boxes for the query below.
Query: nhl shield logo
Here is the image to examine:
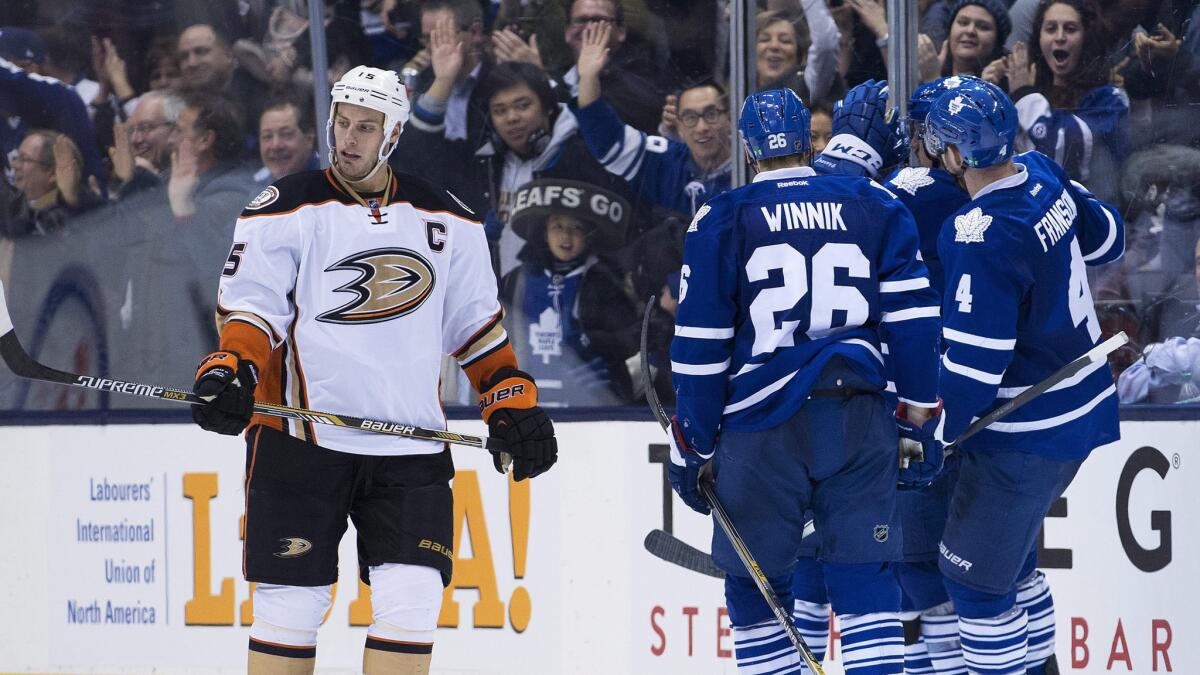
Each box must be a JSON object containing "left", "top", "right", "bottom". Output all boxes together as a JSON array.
[{"left": 874, "top": 525, "right": 889, "bottom": 542}]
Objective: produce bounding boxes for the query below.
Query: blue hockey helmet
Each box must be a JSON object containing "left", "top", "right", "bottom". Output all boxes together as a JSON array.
[
  {"left": 739, "top": 88, "right": 811, "bottom": 161},
  {"left": 907, "top": 75, "right": 977, "bottom": 131},
  {"left": 923, "top": 78, "right": 1017, "bottom": 169}
]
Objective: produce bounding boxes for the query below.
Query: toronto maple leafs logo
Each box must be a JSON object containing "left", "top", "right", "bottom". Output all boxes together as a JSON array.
[
  {"left": 890, "top": 167, "right": 935, "bottom": 196},
  {"left": 947, "top": 95, "right": 967, "bottom": 116},
  {"left": 954, "top": 207, "right": 992, "bottom": 243},
  {"left": 944, "top": 76, "right": 963, "bottom": 89},
  {"left": 688, "top": 204, "right": 710, "bottom": 233}
]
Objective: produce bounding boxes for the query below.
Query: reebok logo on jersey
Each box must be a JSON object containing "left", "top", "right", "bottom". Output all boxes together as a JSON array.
[
  {"left": 954, "top": 207, "right": 991, "bottom": 243},
  {"left": 317, "top": 247, "right": 436, "bottom": 324},
  {"left": 274, "top": 537, "right": 313, "bottom": 558},
  {"left": 890, "top": 167, "right": 935, "bottom": 196}
]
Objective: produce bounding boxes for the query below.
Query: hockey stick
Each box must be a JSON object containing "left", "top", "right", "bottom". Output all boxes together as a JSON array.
[
  {"left": 643, "top": 529, "right": 725, "bottom": 578},
  {"left": 0, "top": 281, "right": 511, "bottom": 466},
  {"left": 644, "top": 518, "right": 817, "bottom": 580},
  {"left": 945, "top": 330, "right": 1128, "bottom": 450},
  {"left": 643, "top": 307, "right": 1127, "bottom": 576},
  {"left": 638, "top": 298, "right": 826, "bottom": 674}
]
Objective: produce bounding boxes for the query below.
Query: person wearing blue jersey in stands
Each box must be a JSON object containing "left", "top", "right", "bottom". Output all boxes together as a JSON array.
[
  {"left": 923, "top": 79, "right": 1123, "bottom": 675},
  {"left": 666, "top": 87, "right": 942, "bottom": 675}
]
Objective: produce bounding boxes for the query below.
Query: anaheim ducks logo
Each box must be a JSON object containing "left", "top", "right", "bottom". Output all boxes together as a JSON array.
[
  {"left": 318, "top": 247, "right": 436, "bottom": 324},
  {"left": 274, "top": 537, "right": 313, "bottom": 558}
]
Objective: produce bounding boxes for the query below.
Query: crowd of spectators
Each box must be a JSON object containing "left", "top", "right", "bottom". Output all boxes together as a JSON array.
[{"left": 1, "top": 0, "right": 1198, "bottom": 410}]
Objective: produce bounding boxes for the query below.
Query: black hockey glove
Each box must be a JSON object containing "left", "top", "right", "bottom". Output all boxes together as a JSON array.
[
  {"left": 192, "top": 350, "right": 258, "bottom": 436},
  {"left": 479, "top": 368, "right": 557, "bottom": 481}
]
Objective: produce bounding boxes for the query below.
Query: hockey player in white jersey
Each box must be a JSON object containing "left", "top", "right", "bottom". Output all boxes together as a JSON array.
[
  {"left": 190, "top": 66, "right": 557, "bottom": 675},
  {"left": 923, "top": 79, "right": 1123, "bottom": 675}
]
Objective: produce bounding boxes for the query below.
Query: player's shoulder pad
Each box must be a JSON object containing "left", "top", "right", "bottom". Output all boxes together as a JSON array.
[
  {"left": 240, "top": 170, "right": 337, "bottom": 218},
  {"left": 393, "top": 171, "right": 480, "bottom": 222}
]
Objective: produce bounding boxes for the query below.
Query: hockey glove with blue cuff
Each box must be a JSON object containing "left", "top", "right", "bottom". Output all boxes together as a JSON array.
[
  {"left": 192, "top": 350, "right": 258, "bottom": 436},
  {"left": 668, "top": 416, "right": 713, "bottom": 515},
  {"left": 813, "top": 79, "right": 901, "bottom": 178},
  {"left": 896, "top": 402, "right": 945, "bottom": 488},
  {"left": 480, "top": 367, "right": 557, "bottom": 481}
]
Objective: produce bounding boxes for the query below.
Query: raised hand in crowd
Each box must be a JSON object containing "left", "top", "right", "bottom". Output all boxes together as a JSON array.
[
  {"left": 1005, "top": 41, "right": 1036, "bottom": 93},
  {"left": 379, "top": 0, "right": 408, "bottom": 39},
  {"left": 848, "top": 0, "right": 888, "bottom": 44},
  {"left": 109, "top": 120, "right": 136, "bottom": 183},
  {"left": 1134, "top": 23, "right": 1180, "bottom": 69},
  {"left": 52, "top": 134, "right": 82, "bottom": 208},
  {"left": 917, "top": 33, "right": 947, "bottom": 82},
  {"left": 168, "top": 138, "right": 201, "bottom": 219},
  {"left": 492, "top": 26, "right": 543, "bottom": 68},
  {"left": 90, "top": 37, "right": 135, "bottom": 105},
  {"left": 660, "top": 93, "right": 679, "bottom": 136},
  {"left": 981, "top": 55, "right": 1006, "bottom": 85},
  {"left": 576, "top": 22, "right": 612, "bottom": 108},
  {"left": 425, "top": 13, "right": 464, "bottom": 105}
]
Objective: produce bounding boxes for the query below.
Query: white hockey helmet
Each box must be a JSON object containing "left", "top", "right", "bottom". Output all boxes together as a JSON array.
[{"left": 327, "top": 65, "right": 411, "bottom": 176}]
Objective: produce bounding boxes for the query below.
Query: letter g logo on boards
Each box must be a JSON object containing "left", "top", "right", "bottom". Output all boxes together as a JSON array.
[{"left": 1116, "top": 446, "right": 1172, "bottom": 572}]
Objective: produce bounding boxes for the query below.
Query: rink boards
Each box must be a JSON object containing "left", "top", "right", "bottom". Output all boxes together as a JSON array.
[{"left": 0, "top": 419, "right": 1194, "bottom": 674}]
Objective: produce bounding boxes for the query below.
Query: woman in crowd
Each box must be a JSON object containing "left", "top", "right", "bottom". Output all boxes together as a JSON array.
[
  {"left": 931, "top": 0, "right": 1011, "bottom": 79},
  {"left": 1006, "top": 0, "right": 1128, "bottom": 199},
  {"left": 754, "top": 7, "right": 840, "bottom": 103}
]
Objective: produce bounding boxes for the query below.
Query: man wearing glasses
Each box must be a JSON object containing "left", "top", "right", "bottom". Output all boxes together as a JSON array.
[
  {"left": 575, "top": 22, "right": 731, "bottom": 218},
  {"left": 2, "top": 129, "right": 99, "bottom": 238},
  {"left": 560, "top": 0, "right": 673, "bottom": 134},
  {"left": 109, "top": 91, "right": 183, "bottom": 199}
]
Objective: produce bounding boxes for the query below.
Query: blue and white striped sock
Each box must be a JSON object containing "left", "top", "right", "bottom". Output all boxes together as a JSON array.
[
  {"left": 793, "top": 599, "right": 830, "bottom": 663},
  {"left": 732, "top": 619, "right": 806, "bottom": 674},
  {"left": 920, "top": 604, "right": 968, "bottom": 675},
  {"left": 959, "top": 607, "right": 1028, "bottom": 675},
  {"left": 1016, "top": 571, "right": 1056, "bottom": 669},
  {"left": 904, "top": 640, "right": 934, "bottom": 674},
  {"left": 839, "top": 612, "right": 904, "bottom": 674}
]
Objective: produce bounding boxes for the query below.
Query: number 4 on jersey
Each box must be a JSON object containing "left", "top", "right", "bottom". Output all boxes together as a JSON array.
[{"left": 955, "top": 274, "right": 972, "bottom": 313}]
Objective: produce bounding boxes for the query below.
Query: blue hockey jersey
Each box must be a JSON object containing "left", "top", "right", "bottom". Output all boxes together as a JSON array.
[
  {"left": 883, "top": 166, "right": 970, "bottom": 294},
  {"left": 670, "top": 166, "right": 941, "bottom": 455},
  {"left": 574, "top": 98, "right": 731, "bottom": 216},
  {"left": 937, "top": 151, "right": 1124, "bottom": 459}
]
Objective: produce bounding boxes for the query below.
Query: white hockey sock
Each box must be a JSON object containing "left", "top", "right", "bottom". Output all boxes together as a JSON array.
[
  {"left": 1016, "top": 571, "right": 1056, "bottom": 668},
  {"left": 793, "top": 599, "right": 831, "bottom": 662},
  {"left": 731, "top": 618, "right": 805, "bottom": 674},
  {"left": 839, "top": 612, "right": 904, "bottom": 675},
  {"left": 920, "top": 603, "right": 967, "bottom": 675},
  {"left": 959, "top": 606, "right": 1028, "bottom": 675}
]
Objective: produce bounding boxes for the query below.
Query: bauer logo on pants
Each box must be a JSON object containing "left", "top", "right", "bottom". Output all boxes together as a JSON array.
[{"left": 317, "top": 247, "right": 436, "bottom": 324}]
